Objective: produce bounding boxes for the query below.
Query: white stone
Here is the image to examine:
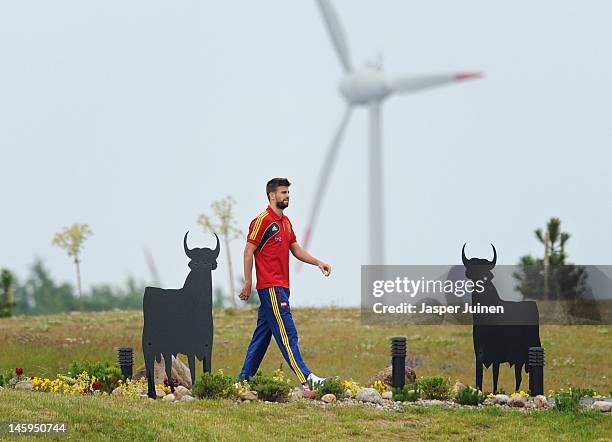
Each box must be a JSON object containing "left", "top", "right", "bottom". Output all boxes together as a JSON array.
[
  {"left": 288, "top": 389, "right": 303, "bottom": 402},
  {"left": 592, "top": 401, "right": 612, "bottom": 412},
  {"left": 240, "top": 390, "right": 258, "bottom": 401},
  {"left": 162, "top": 393, "right": 175, "bottom": 402},
  {"left": 507, "top": 395, "right": 526, "bottom": 407},
  {"left": 321, "top": 394, "right": 337, "bottom": 404},
  {"left": 173, "top": 385, "right": 190, "bottom": 400},
  {"left": 15, "top": 380, "right": 32, "bottom": 391},
  {"left": 382, "top": 391, "right": 393, "bottom": 400},
  {"left": 355, "top": 388, "right": 383, "bottom": 404},
  {"left": 493, "top": 394, "right": 510, "bottom": 405},
  {"left": 180, "top": 395, "right": 195, "bottom": 402},
  {"left": 419, "top": 400, "right": 445, "bottom": 406},
  {"left": 534, "top": 395, "right": 547, "bottom": 409},
  {"left": 112, "top": 387, "right": 123, "bottom": 396}
]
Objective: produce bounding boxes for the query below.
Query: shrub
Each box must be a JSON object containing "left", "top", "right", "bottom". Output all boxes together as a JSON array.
[
  {"left": 0, "top": 369, "right": 14, "bottom": 387},
  {"left": 418, "top": 376, "right": 452, "bottom": 400},
  {"left": 551, "top": 387, "right": 596, "bottom": 412},
  {"left": 249, "top": 370, "right": 292, "bottom": 402},
  {"left": 68, "top": 361, "right": 122, "bottom": 394},
  {"left": 192, "top": 370, "right": 238, "bottom": 400},
  {"left": 392, "top": 383, "right": 420, "bottom": 402},
  {"left": 455, "top": 386, "right": 484, "bottom": 406},
  {"left": 314, "top": 376, "right": 344, "bottom": 399}
]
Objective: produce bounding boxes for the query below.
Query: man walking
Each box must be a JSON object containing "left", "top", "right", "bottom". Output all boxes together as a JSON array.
[{"left": 238, "top": 178, "right": 331, "bottom": 390}]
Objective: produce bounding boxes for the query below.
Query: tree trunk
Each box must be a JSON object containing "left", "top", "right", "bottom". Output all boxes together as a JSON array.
[
  {"left": 543, "top": 232, "right": 550, "bottom": 301},
  {"left": 75, "top": 258, "right": 83, "bottom": 311},
  {"left": 224, "top": 235, "right": 236, "bottom": 307}
]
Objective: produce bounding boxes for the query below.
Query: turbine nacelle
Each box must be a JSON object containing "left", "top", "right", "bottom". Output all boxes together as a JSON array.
[{"left": 339, "top": 68, "right": 390, "bottom": 105}]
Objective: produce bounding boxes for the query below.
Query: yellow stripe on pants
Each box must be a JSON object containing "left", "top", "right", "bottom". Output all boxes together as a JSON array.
[{"left": 270, "top": 287, "right": 306, "bottom": 383}]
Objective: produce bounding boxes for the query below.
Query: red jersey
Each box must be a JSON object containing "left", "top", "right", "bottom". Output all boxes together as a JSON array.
[{"left": 247, "top": 206, "right": 297, "bottom": 290}]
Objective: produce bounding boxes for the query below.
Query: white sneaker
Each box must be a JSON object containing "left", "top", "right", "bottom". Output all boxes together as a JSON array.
[{"left": 307, "top": 373, "right": 327, "bottom": 388}]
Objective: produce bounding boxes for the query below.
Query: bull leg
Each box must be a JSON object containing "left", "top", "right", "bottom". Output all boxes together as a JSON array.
[
  {"left": 492, "top": 362, "right": 500, "bottom": 394},
  {"left": 514, "top": 363, "right": 523, "bottom": 392},
  {"left": 475, "top": 349, "right": 484, "bottom": 392},
  {"left": 144, "top": 350, "right": 157, "bottom": 399},
  {"left": 203, "top": 344, "right": 212, "bottom": 373},
  {"left": 163, "top": 353, "right": 175, "bottom": 393},
  {"left": 187, "top": 353, "right": 196, "bottom": 386}
]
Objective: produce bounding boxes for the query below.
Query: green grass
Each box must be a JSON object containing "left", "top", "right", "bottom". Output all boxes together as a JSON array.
[
  {"left": 1, "top": 389, "right": 610, "bottom": 441},
  {"left": 1, "top": 309, "right": 611, "bottom": 440}
]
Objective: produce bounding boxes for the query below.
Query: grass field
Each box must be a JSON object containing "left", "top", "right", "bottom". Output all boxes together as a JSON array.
[{"left": 1, "top": 308, "right": 611, "bottom": 441}]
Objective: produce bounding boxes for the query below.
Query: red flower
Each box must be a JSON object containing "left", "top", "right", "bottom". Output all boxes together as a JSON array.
[
  {"left": 15, "top": 367, "right": 23, "bottom": 376},
  {"left": 92, "top": 380, "right": 102, "bottom": 391},
  {"left": 83, "top": 387, "right": 90, "bottom": 394}
]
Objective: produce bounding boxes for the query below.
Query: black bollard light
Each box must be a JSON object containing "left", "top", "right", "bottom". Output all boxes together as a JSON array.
[
  {"left": 528, "top": 347, "right": 545, "bottom": 396},
  {"left": 391, "top": 337, "right": 407, "bottom": 391},
  {"left": 118, "top": 347, "right": 134, "bottom": 381}
]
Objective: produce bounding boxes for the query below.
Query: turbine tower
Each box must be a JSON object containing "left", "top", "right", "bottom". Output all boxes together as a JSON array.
[{"left": 302, "top": 0, "right": 482, "bottom": 265}]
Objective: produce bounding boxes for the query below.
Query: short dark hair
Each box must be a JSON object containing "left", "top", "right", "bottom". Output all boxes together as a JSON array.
[{"left": 266, "top": 178, "right": 291, "bottom": 200}]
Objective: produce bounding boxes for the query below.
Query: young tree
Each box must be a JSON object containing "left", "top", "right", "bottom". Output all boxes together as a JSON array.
[
  {"left": 52, "top": 223, "right": 93, "bottom": 309},
  {"left": 0, "top": 269, "right": 16, "bottom": 317},
  {"left": 534, "top": 217, "right": 571, "bottom": 300},
  {"left": 514, "top": 217, "right": 588, "bottom": 303},
  {"left": 198, "top": 196, "right": 243, "bottom": 307}
]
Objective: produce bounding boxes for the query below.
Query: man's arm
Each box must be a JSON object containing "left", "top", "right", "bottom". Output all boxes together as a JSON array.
[
  {"left": 239, "top": 242, "right": 257, "bottom": 301},
  {"left": 290, "top": 242, "right": 331, "bottom": 276}
]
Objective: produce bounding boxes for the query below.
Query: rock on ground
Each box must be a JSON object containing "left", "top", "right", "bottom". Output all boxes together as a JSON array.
[
  {"left": 321, "top": 394, "right": 337, "bottom": 404},
  {"left": 356, "top": 388, "right": 383, "bottom": 404},
  {"left": 366, "top": 364, "right": 416, "bottom": 389},
  {"left": 592, "top": 401, "right": 612, "bottom": 412},
  {"left": 162, "top": 394, "right": 175, "bottom": 402},
  {"left": 507, "top": 395, "right": 526, "bottom": 408},
  {"left": 240, "top": 391, "right": 258, "bottom": 401},
  {"left": 382, "top": 391, "right": 393, "bottom": 400},
  {"left": 15, "top": 380, "right": 33, "bottom": 391},
  {"left": 303, "top": 390, "right": 317, "bottom": 400},
  {"left": 534, "top": 395, "right": 547, "bottom": 408},
  {"left": 288, "top": 389, "right": 303, "bottom": 402},
  {"left": 173, "top": 386, "right": 191, "bottom": 400},
  {"left": 493, "top": 394, "right": 510, "bottom": 405},
  {"left": 132, "top": 355, "right": 192, "bottom": 389}
]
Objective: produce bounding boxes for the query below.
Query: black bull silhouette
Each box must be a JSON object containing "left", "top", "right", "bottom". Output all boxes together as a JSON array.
[
  {"left": 463, "top": 243, "right": 541, "bottom": 393},
  {"left": 142, "top": 232, "right": 219, "bottom": 399}
]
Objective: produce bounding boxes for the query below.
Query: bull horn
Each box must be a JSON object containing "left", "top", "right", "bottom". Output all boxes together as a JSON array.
[
  {"left": 183, "top": 231, "right": 194, "bottom": 259},
  {"left": 213, "top": 233, "right": 220, "bottom": 258},
  {"left": 462, "top": 243, "right": 469, "bottom": 267},
  {"left": 489, "top": 243, "right": 497, "bottom": 269}
]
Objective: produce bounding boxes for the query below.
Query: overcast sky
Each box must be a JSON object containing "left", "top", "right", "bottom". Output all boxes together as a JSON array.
[{"left": 1, "top": 1, "right": 611, "bottom": 306}]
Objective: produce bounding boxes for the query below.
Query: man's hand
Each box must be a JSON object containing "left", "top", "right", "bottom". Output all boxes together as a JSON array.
[
  {"left": 317, "top": 261, "right": 332, "bottom": 277},
  {"left": 239, "top": 282, "right": 252, "bottom": 301}
]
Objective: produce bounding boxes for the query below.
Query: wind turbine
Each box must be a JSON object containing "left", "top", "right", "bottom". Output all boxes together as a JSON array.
[{"left": 301, "top": 0, "right": 482, "bottom": 265}]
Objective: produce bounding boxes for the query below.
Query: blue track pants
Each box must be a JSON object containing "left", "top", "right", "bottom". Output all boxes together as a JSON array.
[{"left": 239, "top": 286, "right": 311, "bottom": 383}]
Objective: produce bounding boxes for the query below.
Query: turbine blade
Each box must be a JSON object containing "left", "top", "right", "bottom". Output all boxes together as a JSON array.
[
  {"left": 298, "top": 106, "right": 353, "bottom": 269},
  {"left": 315, "top": 0, "right": 353, "bottom": 72},
  {"left": 389, "top": 72, "right": 483, "bottom": 94}
]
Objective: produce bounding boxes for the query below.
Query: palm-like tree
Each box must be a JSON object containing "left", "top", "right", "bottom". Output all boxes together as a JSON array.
[{"left": 534, "top": 217, "right": 570, "bottom": 300}]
